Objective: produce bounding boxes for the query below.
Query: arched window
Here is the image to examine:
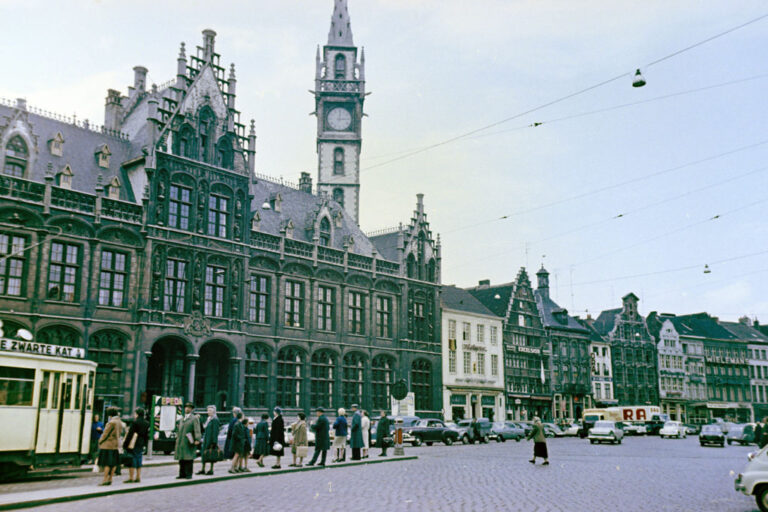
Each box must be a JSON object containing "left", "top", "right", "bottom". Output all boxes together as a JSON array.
[
  {"left": 198, "top": 107, "right": 216, "bottom": 163},
  {"left": 216, "top": 136, "right": 234, "bottom": 169},
  {"left": 342, "top": 352, "right": 365, "bottom": 407},
  {"left": 310, "top": 350, "right": 335, "bottom": 409},
  {"left": 333, "top": 188, "right": 344, "bottom": 208},
  {"left": 427, "top": 258, "right": 436, "bottom": 283},
  {"left": 334, "top": 54, "right": 346, "bottom": 79},
  {"left": 4, "top": 136, "right": 28, "bottom": 177},
  {"left": 372, "top": 355, "right": 394, "bottom": 410},
  {"left": 319, "top": 217, "right": 331, "bottom": 247},
  {"left": 177, "top": 125, "right": 196, "bottom": 158},
  {"left": 244, "top": 344, "right": 270, "bottom": 408},
  {"left": 412, "top": 359, "right": 432, "bottom": 411},
  {"left": 276, "top": 347, "right": 303, "bottom": 408},
  {"left": 89, "top": 330, "right": 127, "bottom": 401},
  {"left": 37, "top": 325, "right": 80, "bottom": 347},
  {"left": 333, "top": 147, "right": 344, "bottom": 175},
  {"left": 406, "top": 253, "right": 416, "bottom": 279}
]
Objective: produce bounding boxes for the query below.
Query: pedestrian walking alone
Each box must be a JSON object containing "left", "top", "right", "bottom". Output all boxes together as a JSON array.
[
  {"left": 270, "top": 407, "right": 286, "bottom": 469},
  {"left": 253, "top": 414, "right": 270, "bottom": 468},
  {"left": 332, "top": 408, "right": 348, "bottom": 462},
  {"left": 527, "top": 416, "right": 549, "bottom": 465},
  {"left": 376, "top": 410, "right": 390, "bottom": 457},
  {"left": 361, "top": 410, "right": 371, "bottom": 458},
  {"left": 198, "top": 405, "right": 221, "bottom": 475},
  {"left": 350, "top": 404, "right": 363, "bottom": 461},
  {"left": 223, "top": 406, "right": 242, "bottom": 460},
  {"left": 307, "top": 408, "right": 330, "bottom": 466},
  {"left": 289, "top": 412, "right": 309, "bottom": 467},
  {"left": 174, "top": 402, "right": 201, "bottom": 479},
  {"left": 97, "top": 407, "right": 122, "bottom": 486},
  {"left": 123, "top": 407, "right": 149, "bottom": 483}
]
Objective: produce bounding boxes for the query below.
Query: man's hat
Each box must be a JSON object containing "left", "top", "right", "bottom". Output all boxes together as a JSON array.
[
  {"left": 316, "top": 407, "right": 325, "bottom": 412},
  {"left": 351, "top": 403, "right": 359, "bottom": 409},
  {"left": 184, "top": 401, "right": 195, "bottom": 408}
]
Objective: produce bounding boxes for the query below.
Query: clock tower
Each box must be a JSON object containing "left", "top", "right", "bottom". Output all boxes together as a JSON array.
[{"left": 314, "top": 0, "right": 366, "bottom": 224}]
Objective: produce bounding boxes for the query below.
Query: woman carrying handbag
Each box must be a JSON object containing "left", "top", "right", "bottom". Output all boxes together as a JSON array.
[
  {"left": 122, "top": 407, "right": 149, "bottom": 483},
  {"left": 198, "top": 405, "right": 222, "bottom": 475},
  {"left": 269, "top": 407, "right": 285, "bottom": 469}
]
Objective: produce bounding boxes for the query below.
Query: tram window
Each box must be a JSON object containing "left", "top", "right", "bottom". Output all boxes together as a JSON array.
[
  {"left": 52, "top": 373, "right": 60, "bottom": 408},
  {"left": 87, "top": 372, "right": 94, "bottom": 410},
  {"left": 40, "top": 372, "right": 51, "bottom": 408},
  {"left": 0, "top": 366, "right": 35, "bottom": 406},
  {"left": 63, "top": 376, "right": 73, "bottom": 409},
  {"left": 74, "top": 374, "right": 82, "bottom": 409}
]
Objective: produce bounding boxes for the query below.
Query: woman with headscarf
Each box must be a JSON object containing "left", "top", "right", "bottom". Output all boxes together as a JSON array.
[
  {"left": 198, "top": 405, "right": 221, "bottom": 475},
  {"left": 253, "top": 413, "right": 270, "bottom": 468},
  {"left": 269, "top": 407, "right": 285, "bottom": 469},
  {"left": 526, "top": 416, "right": 549, "bottom": 465}
]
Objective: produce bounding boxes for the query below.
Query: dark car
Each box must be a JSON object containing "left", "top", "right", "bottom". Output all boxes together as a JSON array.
[
  {"left": 370, "top": 415, "right": 420, "bottom": 447},
  {"left": 445, "top": 422, "right": 471, "bottom": 444},
  {"left": 491, "top": 422, "right": 524, "bottom": 442},
  {"left": 684, "top": 424, "right": 701, "bottom": 435},
  {"left": 646, "top": 413, "right": 671, "bottom": 435},
  {"left": 404, "top": 419, "right": 460, "bottom": 446},
  {"left": 513, "top": 421, "right": 534, "bottom": 437},
  {"left": 699, "top": 424, "right": 726, "bottom": 447},
  {"left": 457, "top": 418, "right": 493, "bottom": 443},
  {"left": 543, "top": 423, "right": 565, "bottom": 438},
  {"left": 727, "top": 424, "right": 755, "bottom": 446}
]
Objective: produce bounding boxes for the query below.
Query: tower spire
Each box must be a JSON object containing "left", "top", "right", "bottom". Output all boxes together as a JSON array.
[{"left": 328, "top": 0, "right": 354, "bottom": 46}]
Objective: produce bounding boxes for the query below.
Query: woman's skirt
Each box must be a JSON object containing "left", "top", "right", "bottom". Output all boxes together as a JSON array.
[
  {"left": 253, "top": 438, "right": 270, "bottom": 457},
  {"left": 533, "top": 441, "right": 548, "bottom": 458},
  {"left": 98, "top": 448, "right": 119, "bottom": 469}
]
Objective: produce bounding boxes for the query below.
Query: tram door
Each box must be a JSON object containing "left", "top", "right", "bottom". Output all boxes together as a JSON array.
[{"left": 36, "top": 371, "right": 85, "bottom": 455}]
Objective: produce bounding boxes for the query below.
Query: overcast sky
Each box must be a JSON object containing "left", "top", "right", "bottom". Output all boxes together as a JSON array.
[{"left": 2, "top": 0, "right": 767, "bottom": 321}]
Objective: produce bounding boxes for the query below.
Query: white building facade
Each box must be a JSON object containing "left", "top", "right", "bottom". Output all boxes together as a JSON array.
[
  {"left": 441, "top": 286, "right": 505, "bottom": 422},
  {"left": 656, "top": 319, "right": 688, "bottom": 421},
  {"left": 590, "top": 340, "right": 615, "bottom": 405}
]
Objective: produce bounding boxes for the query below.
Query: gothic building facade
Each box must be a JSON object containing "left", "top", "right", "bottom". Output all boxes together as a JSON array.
[{"left": 0, "top": 2, "right": 442, "bottom": 419}]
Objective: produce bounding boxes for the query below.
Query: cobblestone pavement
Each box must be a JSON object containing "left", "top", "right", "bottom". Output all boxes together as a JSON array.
[{"left": 25, "top": 437, "right": 763, "bottom": 512}]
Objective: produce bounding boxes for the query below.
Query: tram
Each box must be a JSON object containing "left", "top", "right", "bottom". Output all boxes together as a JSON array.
[{"left": 0, "top": 333, "right": 97, "bottom": 479}]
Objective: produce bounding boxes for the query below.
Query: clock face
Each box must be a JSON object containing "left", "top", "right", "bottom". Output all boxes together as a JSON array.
[{"left": 327, "top": 107, "right": 352, "bottom": 131}]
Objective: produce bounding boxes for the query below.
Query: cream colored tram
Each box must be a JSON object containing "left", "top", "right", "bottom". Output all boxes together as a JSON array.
[{"left": 0, "top": 342, "right": 97, "bottom": 479}]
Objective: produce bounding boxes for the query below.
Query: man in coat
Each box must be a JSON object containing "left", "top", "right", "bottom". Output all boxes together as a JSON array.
[
  {"left": 175, "top": 402, "right": 202, "bottom": 479},
  {"left": 350, "top": 404, "right": 364, "bottom": 460},
  {"left": 758, "top": 417, "right": 768, "bottom": 448},
  {"left": 376, "top": 410, "right": 391, "bottom": 457},
  {"left": 307, "top": 407, "right": 330, "bottom": 466}
]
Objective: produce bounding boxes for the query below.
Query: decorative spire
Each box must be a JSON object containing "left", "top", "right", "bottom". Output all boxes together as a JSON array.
[
  {"left": 178, "top": 41, "right": 186, "bottom": 59},
  {"left": 229, "top": 63, "right": 236, "bottom": 80},
  {"left": 328, "top": 0, "right": 354, "bottom": 46}
]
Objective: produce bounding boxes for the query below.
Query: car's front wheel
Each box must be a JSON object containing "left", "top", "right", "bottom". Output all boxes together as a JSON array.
[
  {"left": 462, "top": 435, "right": 469, "bottom": 444},
  {"left": 483, "top": 435, "right": 490, "bottom": 444},
  {"left": 756, "top": 485, "right": 768, "bottom": 512},
  {"left": 412, "top": 437, "right": 422, "bottom": 447},
  {"left": 444, "top": 436, "right": 454, "bottom": 446},
  {"left": 728, "top": 439, "right": 732, "bottom": 445}
]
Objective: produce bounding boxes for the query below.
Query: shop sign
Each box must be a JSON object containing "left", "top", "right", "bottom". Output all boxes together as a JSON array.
[{"left": 0, "top": 338, "right": 85, "bottom": 359}]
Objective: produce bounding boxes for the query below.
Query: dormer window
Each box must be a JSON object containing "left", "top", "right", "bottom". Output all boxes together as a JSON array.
[
  {"left": 334, "top": 54, "right": 346, "bottom": 79},
  {"left": 319, "top": 217, "right": 331, "bottom": 247},
  {"left": 333, "top": 147, "right": 344, "bottom": 175},
  {"left": 3, "top": 135, "right": 28, "bottom": 177},
  {"left": 49, "top": 132, "right": 65, "bottom": 157},
  {"left": 96, "top": 144, "right": 111, "bottom": 169},
  {"left": 270, "top": 193, "right": 282, "bottom": 212},
  {"left": 107, "top": 176, "right": 121, "bottom": 199},
  {"left": 198, "top": 107, "right": 216, "bottom": 163},
  {"left": 334, "top": 210, "right": 343, "bottom": 228},
  {"left": 58, "top": 165, "right": 73, "bottom": 189},
  {"left": 284, "top": 220, "right": 294, "bottom": 239}
]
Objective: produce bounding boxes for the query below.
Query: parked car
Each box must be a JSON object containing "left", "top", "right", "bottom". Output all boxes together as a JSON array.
[
  {"left": 685, "top": 424, "right": 701, "bottom": 435},
  {"left": 543, "top": 423, "right": 565, "bottom": 438},
  {"left": 403, "top": 419, "right": 459, "bottom": 446},
  {"left": 728, "top": 424, "right": 755, "bottom": 446},
  {"left": 445, "top": 422, "right": 472, "bottom": 444},
  {"left": 588, "top": 420, "right": 624, "bottom": 445},
  {"left": 369, "top": 415, "right": 420, "bottom": 447},
  {"left": 457, "top": 418, "right": 492, "bottom": 444},
  {"left": 660, "top": 421, "right": 687, "bottom": 439},
  {"left": 646, "top": 413, "right": 671, "bottom": 435},
  {"left": 699, "top": 424, "right": 726, "bottom": 447},
  {"left": 515, "top": 421, "right": 534, "bottom": 436},
  {"left": 563, "top": 423, "right": 582, "bottom": 437},
  {"left": 286, "top": 425, "right": 316, "bottom": 446},
  {"left": 735, "top": 446, "right": 768, "bottom": 511},
  {"left": 623, "top": 421, "right": 647, "bottom": 436},
  {"left": 490, "top": 422, "right": 524, "bottom": 442}
]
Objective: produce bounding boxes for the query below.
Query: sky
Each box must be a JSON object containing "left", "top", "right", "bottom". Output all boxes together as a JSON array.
[{"left": 1, "top": 0, "right": 767, "bottom": 322}]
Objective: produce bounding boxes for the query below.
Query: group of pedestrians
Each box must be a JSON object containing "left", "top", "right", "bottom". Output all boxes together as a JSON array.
[{"left": 95, "top": 406, "right": 149, "bottom": 486}]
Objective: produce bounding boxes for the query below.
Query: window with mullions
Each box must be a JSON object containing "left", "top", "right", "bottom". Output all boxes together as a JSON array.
[
  {"left": 164, "top": 258, "right": 187, "bottom": 312},
  {"left": 284, "top": 280, "right": 304, "bottom": 328},
  {"left": 413, "top": 299, "right": 427, "bottom": 340},
  {"left": 319, "top": 217, "right": 331, "bottom": 246},
  {"left": 207, "top": 195, "right": 229, "bottom": 238},
  {"left": 342, "top": 353, "right": 365, "bottom": 406},
  {"left": 333, "top": 148, "right": 344, "bottom": 175},
  {"left": 372, "top": 355, "right": 394, "bottom": 410},
  {"left": 248, "top": 275, "right": 270, "bottom": 324},
  {"left": 89, "top": 330, "right": 126, "bottom": 398},
  {"left": 204, "top": 265, "right": 226, "bottom": 317},
  {"left": 3, "top": 136, "right": 28, "bottom": 177},
  {"left": 348, "top": 291, "right": 365, "bottom": 335},
  {"left": 376, "top": 296, "right": 391, "bottom": 338},
  {"left": 317, "top": 286, "right": 335, "bottom": 331},
  {"left": 46, "top": 242, "right": 79, "bottom": 302},
  {"left": 0, "top": 234, "right": 25, "bottom": 297},
  {"left": 168, "top": 185, "right": 192, "bottom": 230},
  {"left": 276, "top": 347, "right": 303, "bottom": 408},
  {"left": 98, "top": 250, "right": 127, "bottom": 307},
  {"left": 0, "top": 366, "right": 34, "bottom": 406},
  {"left": 334, "top": 54, "right": 346, "bottom": 79},
  {"left": 244, "top": 344, "right": 270, "bottom": 408},
  {"left": 311, "top": 351, "right": 335, "bottom": 408},
  {"left": 412, "top": 359, "right": 432, "bottom": 411}
]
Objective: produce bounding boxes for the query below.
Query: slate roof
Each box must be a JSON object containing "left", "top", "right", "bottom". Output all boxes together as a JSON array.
[
  {"left": 575, "top": 317, "right": 606, "bottom": 343},
  {"left": 466, "top": 283, "right": 515, "bottom": 319},
  {"left": 369, "top": 231, "right": 400, "bottom": 261},
  {"left": 654, "top": 313, "right": 737, "bottom": 341},
  {"left": 441, "top": 285, "right": 499, "bottom": 318},
  {"left": 534, "top": 290, "right": 589, "bottom": 334},
  {"left": 720, "top": 321, "right": 768, "bottom": 343},
  {"left": 593, "top": 308, "right": 621, "bottom": 336},
  {"left": 0, "top": 104, "right": 140, "bottom": 202}
]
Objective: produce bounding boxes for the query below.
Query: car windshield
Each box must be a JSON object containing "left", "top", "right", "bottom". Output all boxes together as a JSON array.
[
  {"left": 701, "top": 426, "right": 720, "bottom": 434},
  {"left": 493, "top": 422, "right": 506, "bottom": 429},
  {"left": 415, "top": 420, "right": 429, "bottom": 427},
  {"left": 663, "top": 421, "right": 678, "bottom": 427},
  {"left": 585, "top": 415, "right": 601, "bottom": 422},
  {"left": 594, "top": 421, "right": 613, "bottom": 429}
]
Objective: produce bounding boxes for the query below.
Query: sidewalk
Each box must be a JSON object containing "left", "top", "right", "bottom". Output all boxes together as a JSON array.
[
  {"left": 0, "top": 455, "right": 417, "bottom": 510},
  {"left": 27, "top": 455, "right": 182, "bottom": 478}
]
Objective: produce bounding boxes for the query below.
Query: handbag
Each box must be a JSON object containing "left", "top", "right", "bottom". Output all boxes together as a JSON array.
[
  {"left": 272, "top": 441, "right": 283, "bottom": 452},
  {"left": 297, "top": 446, "right": 308, "bottom": 458},
  {"left": 204, "top": 445, "right": 224, "bottom": 462},
  {"left": 120, "top": 452, "right": 133, "bottom": 467},
  {"left": 127, "top": 432, "right": 138, "bottom": 450}
]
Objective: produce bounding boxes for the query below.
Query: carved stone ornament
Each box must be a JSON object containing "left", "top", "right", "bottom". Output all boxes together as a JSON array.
[{"left": 183, "top": 310, "right": 212, "bottom": 337}]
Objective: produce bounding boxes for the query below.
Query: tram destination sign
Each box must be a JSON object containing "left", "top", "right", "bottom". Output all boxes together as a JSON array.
[{"left": 0, "top": 338, "right": 85, "bottom": 359}]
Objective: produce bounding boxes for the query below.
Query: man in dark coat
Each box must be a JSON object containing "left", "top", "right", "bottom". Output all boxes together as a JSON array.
[
  {"left": 376, "top": 410, "right": 391, "bottom": 457},
  {"left": 307, "top": 408, "right": 330, "bottom": 466},
  {"left": 350, "top": 404, "right": 363, "bottom": 460},
  {"left": 269, "top": 407, "right": 286, "bottom": 469}
]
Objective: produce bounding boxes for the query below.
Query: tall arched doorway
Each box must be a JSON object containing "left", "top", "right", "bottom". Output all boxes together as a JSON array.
[
  {"left": 195, "top": 341, "right": 230, "bottom": 410},
  {"left": 146, "top": 337, "right": 188, "bottom": 404}
]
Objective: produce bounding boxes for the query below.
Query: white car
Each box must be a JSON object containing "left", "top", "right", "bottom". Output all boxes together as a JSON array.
[
  {"left": 588, "top": 420, "right": 624, "bottom": 445},
  {"left": 563, "top": 423, "right": 581, "bottom": 437},
  {"left": 623, "top": 422, "right": 647, "bottom": 436},
  {"left": 660, "top": 421, "right": 687, "bottom": 439},
  {"left": 735, "top": 446, "right": 768, "bottom": 512}
]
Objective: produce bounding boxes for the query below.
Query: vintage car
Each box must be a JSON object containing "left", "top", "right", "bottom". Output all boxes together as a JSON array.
[
  {"left": 623, "top": 421, "right": 648, "bottom": 436},
  {"left": 699, "top": 424, "right": 726, "bottom": 447},
  {"left": 735, "top": 446, "right": 768, "bottom": 511},
  {"left": 490, "top": 422, "right": 524, "bottom": 442},
  {"left": 403, "top": 418, "right": 460, "bottom": 446},
  {"left": 588, "top": 420, "right": 624, "bottom": 445},
  {"left": 456, "top": 418, "right": 493, "bottom": 444},
  {"left": 659, "top": 421, "right": 687, "bottom": 439},
  {"left": 728, "top": 424, "right": 756, "bottom": 446}
]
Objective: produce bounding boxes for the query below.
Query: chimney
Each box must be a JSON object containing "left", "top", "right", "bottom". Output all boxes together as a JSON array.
[
  {"left": 202, "top": 29, "right": 216, "bottom": 62},
  {"left": 247, "top": 120, "right": 257, "bottom": 174},
  {"left": 133, "top": 66, "right": 148, "bottom": 93},
  {"left": 176, "top": 42, "right": 187, "bottom": 89},
  {"left": 15, "top": 98, "right": 27, "bottom": 111},
  {"left": 299, "top": 172, "right": 312, "bottom": 194},
  {"left": 104, "top": 89, "right": 123, "bottom": 131},
  {"left": 478, "top": 279, "right": 490, "bottom": 288}
]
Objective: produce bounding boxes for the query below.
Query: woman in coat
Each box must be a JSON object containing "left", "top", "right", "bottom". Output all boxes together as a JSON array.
[
  {"left": 361, "top": 410, "right": 371, "bottom": 459},
  {"left": 198, "top": 405, "right": 221, "bottom": 476},
  {"left": 289, "top": 412, "right": 308, "bottom": 467},
  {"left": 527, "top": 416, "right": 549, "bottom": 465},
  {"left": 228, "top": 411, "right": 245, "bottom": 473},
  {"left": 122, "top": 407, "right": 149, "bottom": 483},
  {"left": 97, "top": 407, "right": 122, "bottom": 486},
  {"left": 223, "top": 406, "right": 242, "bottom": 460},
  {"left": 332, "top": 408, "right": 348, "bottom": 463},
  {"left": 269, "top": 407, "right": 286, "bottom": 469},
  {"left": 253, "top": 414, "right": 270, "bottom": 468}
]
